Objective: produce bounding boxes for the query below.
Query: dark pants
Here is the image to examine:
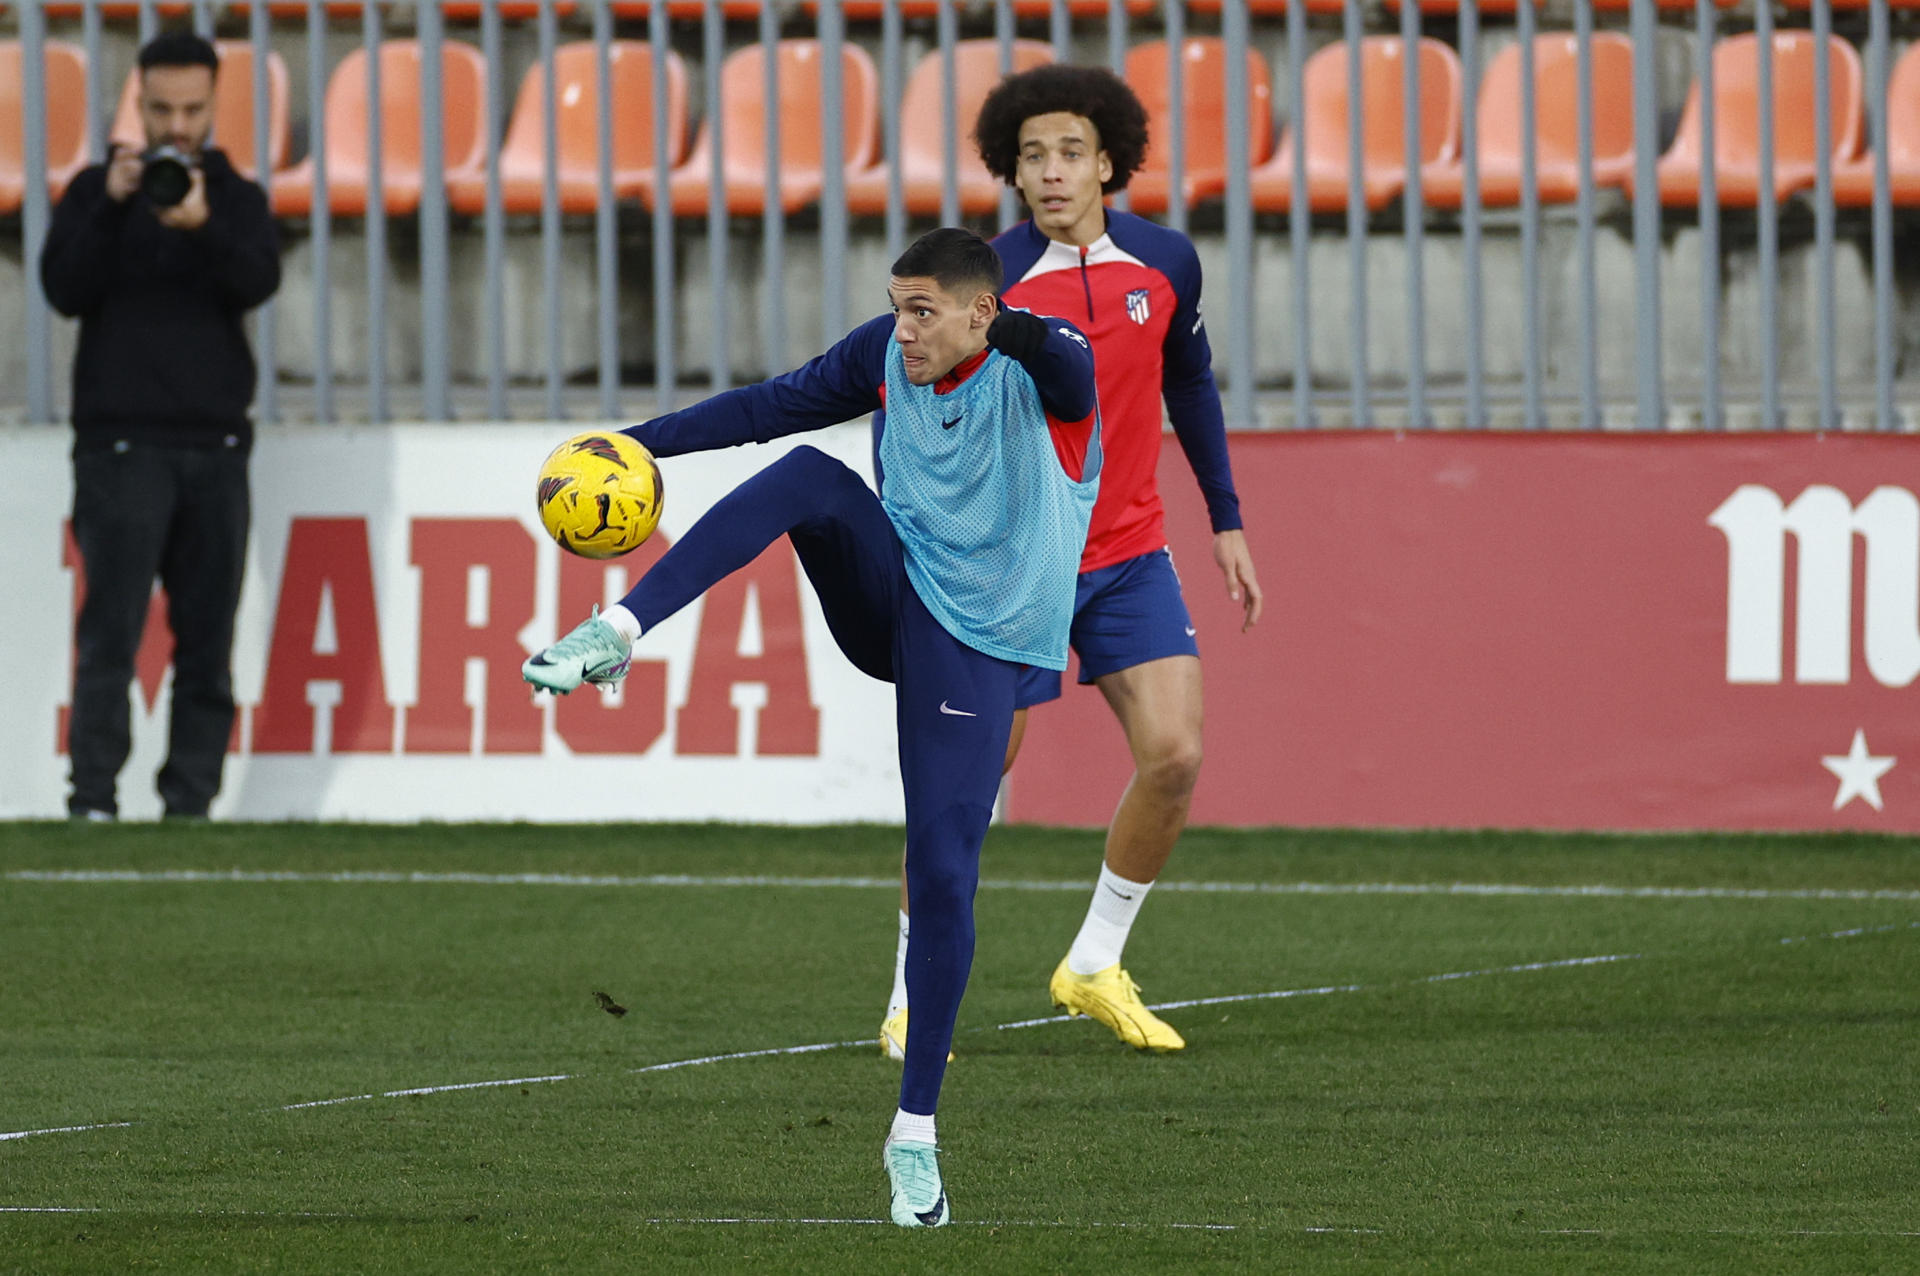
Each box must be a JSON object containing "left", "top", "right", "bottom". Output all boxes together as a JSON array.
[
  {"left": 623, "top": 446, "right": 1017, "bottom": 1116},
  {"left": 68, "top": 439, "right": 250, "bottom": 818}
]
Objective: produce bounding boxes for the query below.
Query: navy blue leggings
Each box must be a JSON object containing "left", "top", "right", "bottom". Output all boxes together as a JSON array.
[{"left": 622, "top": 445, "right": 1016, "bottom": 1115}]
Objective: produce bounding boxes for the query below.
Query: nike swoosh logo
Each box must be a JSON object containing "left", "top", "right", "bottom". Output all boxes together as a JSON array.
[
  {"left": 915, "top": 1193, "right": 947, "bottom": 1226},
  {"left": 941, "top": 416, "right": 961, "bottom": 430},
  {"left": 1185, "top": 626, "right": 1197, "bottom": 637},
  {"left": 938, "top": 701, "right": 977, "bottom": 717},
  {"left": 1104, "top": 884, "right": 1135, "bottom": 902},
  {"left": 527, "top": 652, "right": 557, "bottom": 666}
]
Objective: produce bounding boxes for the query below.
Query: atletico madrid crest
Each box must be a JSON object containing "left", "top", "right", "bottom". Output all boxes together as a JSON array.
[{"left": 1125, "top": 288, "right": 1151, "bottom": 325}]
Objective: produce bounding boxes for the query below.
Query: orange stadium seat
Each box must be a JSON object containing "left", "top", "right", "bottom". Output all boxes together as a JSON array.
[
  {"left": 1628, "top": 31, "right": 1862, "bottom": 207},
  {"left": 0, "top": 40, "right": 90, "bottom": 213},
  {"left": 1832, "top": 42, "right": 1920, "bottom": 206},
  {"left": 813, "top": 2, "right": 1151, "bottom": 14},
  {"left": 271, "top": 39, "right": 488, "bottom": 216},
  {"left": 108, "top": 40, "right": 291, "bottom": 180},
  {"left": 1590, "top": 0, "right": 1736, "bottom": 8},
  {"left": 1385, "top": 0, "right": 1540, "bottom": 11},
  {"left": 1123, "top": 37, "right": 1274, "bottom": 214},
  {"left": 42, "top": 4, "right": 192, "bottom": 15},
  {"left": 1187, "top": 1, "right": 1347, "bottom": 13},
  {"left": 611, "top": 3, "right": 766, "bottom": 17},
  {"left": 447, "top": 40, "right": 688, "bottom": 214},
  {"left": 1248, "top": 36, "right": 1461, "bottom": 214},
  {"left": 659, "top": 38, "right": 879, "bottom": 217},
  {"left": 845, "top": 39, "right": 1050, "bottom": 217},
  {"left": 1423, "top": 32, "right": 1634, "bottom": 208}
]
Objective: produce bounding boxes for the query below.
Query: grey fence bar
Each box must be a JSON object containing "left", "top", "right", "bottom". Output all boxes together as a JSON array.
[
  {"left": 1695, "top": 0, "right": 1720, "bottom": 430},
  {"left": 1163, "top": 0, "right": 1185, "bottom": 238},
  {"left": 880, "top": 0, "right": 905, "bottom": 259},
  {"left": 1287, "top": 0, "right": 1312, "bottom": 429},
  {"left": 760, "top": 0, "right": 785, "bottom": 380},
  {"left": 1401, "top": 0, "right": 1428, "bottom": 429},
  {"left": 1629, "top": 0, "right": 1662, "bottom": 430},
  {"left": 1048, "top": 0, "right": 1068, "bottom": 62},
  {"left": 362, "top": 0, "right": 386, "bottom": 424},
  {"left": 537, "top": 0, "right": 562, "bottom": 419},
  {"left": 1344, "top": 0, "right": 1368, "bottom": 425},
  {"left": 593, "top": 2, "right": 617, "bottom": 421},
  {"left": 250, "top": 0, "right": 276, "bottom": 423},
  {"left": 1223, "top": 0, "right": 1252, "bottom": 431},
  {"left": 819, "top": 0, "right": 848, "bottom": 344},
  {"left": 1460, "top": 0, "right": 1484, "bottom": 428},
  {"left": 1574, "top": 0, "right": 1598, "bottom": 428},
  {"left": 1811, "top": 0, "right": 1836, "bottom": 434},
  {"left": 81, "top": 0, "right": 101, "bottom": 161},
  {"left": 1869, "top": 0, "right": 1895, "bottom": 432},
  {"left": 996, "top": 0, "right": 1017, "bottom": 227},
  {"left": 702, "top": 0, "right": 727, "bottom": 392},
  {"left": 481, "top": 0, "right": 507, "bottom": 419},
  {"left": 420, "top": 0, "right": 449, "bottom": 422},
  {"left": 22, "top": 0, "right": 52, "bottom": 425},
  {"left": 649, "top": 0, "right": 673, "bottom": 413},
  {"left": 938, "top": 0, "right": 958, "bottom": 227},
  {"left": 1516, "top": 0, "right": 1540, "bottom": 430},
  {"left": 306, "top": 0, "right": 332, "bottom": 422},
  {"left": 1755, "top": 0, "right": 1778, "bottom": 430}
]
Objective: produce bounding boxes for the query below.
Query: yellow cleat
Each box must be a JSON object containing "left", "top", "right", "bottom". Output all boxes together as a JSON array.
[
  {"left": 879, "top": 1007, "right": 953, "bottom": 1063},
  {"left": 1049, "top": 959, "right": 1186, "bottom": 1052}
]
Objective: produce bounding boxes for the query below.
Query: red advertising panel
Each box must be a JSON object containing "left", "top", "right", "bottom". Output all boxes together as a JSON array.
[{"left": 1005, "top": 432, "right": 1919, "bottom": 833}]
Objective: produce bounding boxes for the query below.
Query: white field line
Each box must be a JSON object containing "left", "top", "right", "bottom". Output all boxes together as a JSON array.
[
  {"left": 9, "top": 867, "right": 1920, "bottom": 902},
  {"left": 0, "top": 1207, "right": 1914, "bottom": 1238},
  {"left": 5, "top": 920, "right": 1911, "bottom": 1147}
]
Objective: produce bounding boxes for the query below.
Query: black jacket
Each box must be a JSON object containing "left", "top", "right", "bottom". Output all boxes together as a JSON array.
[{"left": 40, "top": 147, "right": 280, "bottom": 449}]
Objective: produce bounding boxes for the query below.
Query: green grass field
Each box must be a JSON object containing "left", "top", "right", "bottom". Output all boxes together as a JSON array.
[{"left": 2, "top": 821, "right": 1916, "bottom": 1273}]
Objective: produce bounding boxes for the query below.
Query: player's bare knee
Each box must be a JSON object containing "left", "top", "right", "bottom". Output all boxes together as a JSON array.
[{"left": 1138, "top": 732, "right": 1203, "bottom": 799}]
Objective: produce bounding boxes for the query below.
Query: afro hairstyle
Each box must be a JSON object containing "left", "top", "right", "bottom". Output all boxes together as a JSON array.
[{"left": 973, "top": 63, "right": 1150, "bottom": 196}]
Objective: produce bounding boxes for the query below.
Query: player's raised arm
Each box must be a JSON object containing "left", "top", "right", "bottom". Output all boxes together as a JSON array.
[
  {"left": 985, "top": 305, "right": 1097, "bottom": 426},
  {"left": 624, "top": 315, "right": 894, "bottom": 458}
]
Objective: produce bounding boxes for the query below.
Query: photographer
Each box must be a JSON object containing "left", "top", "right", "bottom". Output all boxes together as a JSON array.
[{"left": 41, "top": 29, "right": 280, "bottom": 822}]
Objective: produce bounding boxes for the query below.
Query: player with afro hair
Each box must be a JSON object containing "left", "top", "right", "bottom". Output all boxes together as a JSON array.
[
  {"left": 877, "top": 62, "right": 1264, "bottom": 1064},
  {"left": 972, "top": 63, "right": 1150, "bottom": 195}
]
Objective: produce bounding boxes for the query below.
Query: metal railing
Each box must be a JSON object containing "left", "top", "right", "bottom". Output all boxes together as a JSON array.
[{"left": 3, "top": 0, "right": 1914, "bottom": 431}]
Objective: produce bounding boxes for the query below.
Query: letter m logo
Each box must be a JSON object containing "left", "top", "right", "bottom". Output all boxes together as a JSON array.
[{"left": 1709, "top": 485, "right": 1920, "bottom": 687}]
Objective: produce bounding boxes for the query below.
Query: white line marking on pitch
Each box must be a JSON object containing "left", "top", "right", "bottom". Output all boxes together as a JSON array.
[
  {"left": 10, "top": 868, "right": 1920, "bottom": 902},
  {"left": 2, "top": 920, "right": 1910, "bottom": 1145}
]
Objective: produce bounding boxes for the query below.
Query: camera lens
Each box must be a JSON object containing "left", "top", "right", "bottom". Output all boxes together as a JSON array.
[{"left": 141, "top": 150, "right": 193, "bottom": 208}]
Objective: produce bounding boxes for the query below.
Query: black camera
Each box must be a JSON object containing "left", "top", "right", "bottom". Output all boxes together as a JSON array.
[{"left": 139, "top": 144, "right": 196, "bottom": 208}]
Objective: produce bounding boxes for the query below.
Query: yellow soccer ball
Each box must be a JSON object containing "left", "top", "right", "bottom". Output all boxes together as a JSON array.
[{"left": 534, "top": 430, "right": 665, "bottom": 559}]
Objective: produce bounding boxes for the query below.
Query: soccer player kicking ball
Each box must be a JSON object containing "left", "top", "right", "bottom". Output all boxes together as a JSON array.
[
  {"left": 522, "top": 227, "right": 1100, "bottom": 1228},
  {"left": 879, "top": 66, "right": 1263, "bottom": 1062}
]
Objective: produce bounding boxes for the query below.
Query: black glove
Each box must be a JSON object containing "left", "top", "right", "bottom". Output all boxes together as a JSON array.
[{"left": 986, "top": 305, "right": 1049, "bottom": 363}]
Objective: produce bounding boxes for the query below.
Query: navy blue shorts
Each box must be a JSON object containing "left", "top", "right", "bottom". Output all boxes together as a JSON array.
[{"left": 1014, "top": 546, "right": 1199, "bottom": 709}]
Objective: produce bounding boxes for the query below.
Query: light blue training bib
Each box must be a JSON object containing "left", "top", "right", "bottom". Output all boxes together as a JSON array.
[{"left": 878, "top": 342, "right": 1100, "bottom": 670}]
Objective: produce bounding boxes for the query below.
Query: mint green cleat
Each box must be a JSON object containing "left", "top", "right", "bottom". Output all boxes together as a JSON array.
[
  {"left": 884, "top": 1139, "right": 950, "bottom": 1228},
  {"left": 521, "top": 606, "right": 632, "bottom": 694}
]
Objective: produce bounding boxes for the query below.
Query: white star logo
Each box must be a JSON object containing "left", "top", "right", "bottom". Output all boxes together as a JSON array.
[{"left": 1820, "top": 729, "right": 1895, "bottom": 812}]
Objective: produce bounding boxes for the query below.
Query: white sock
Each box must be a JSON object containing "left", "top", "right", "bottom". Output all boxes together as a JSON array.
[
  {"left": 887, "top": 910, "right": 911, "bottom": 1015},
  {"left": 889, "top": 1108, "right": 937, "bottom": 1147},
  {"left": 600, "top": 603, "right": 642, "bottom": 644},
  {"left": 1065, "top": 863, "right": 1154, "bottom": 976}
]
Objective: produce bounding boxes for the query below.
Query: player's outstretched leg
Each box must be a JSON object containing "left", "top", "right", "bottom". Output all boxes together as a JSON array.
[{"left": 521, "top": 605, "right": 632, "bottom": 693}]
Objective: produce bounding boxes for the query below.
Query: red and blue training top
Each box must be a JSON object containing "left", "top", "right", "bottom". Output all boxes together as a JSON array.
[{"left": 994, "top": 209, "right": 1243, "bottom": 574}]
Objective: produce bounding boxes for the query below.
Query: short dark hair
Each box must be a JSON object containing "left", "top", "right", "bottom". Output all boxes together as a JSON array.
[
  {"left": 890, "top": 226, "right": 1003, "bottom": 300},
  {"left": 973, "top": 64, "right": 1150, "bottom": 196},
  {"left": 138, "top": 29, "right": 220, "bottom": 76}
]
